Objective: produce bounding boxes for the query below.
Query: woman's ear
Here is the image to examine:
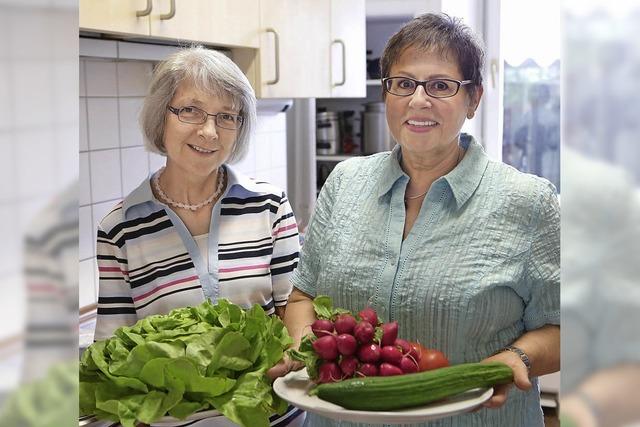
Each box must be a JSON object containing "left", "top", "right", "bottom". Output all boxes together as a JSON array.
[{"left": 467, "top": 85, "right": 484, "bottom": 119}]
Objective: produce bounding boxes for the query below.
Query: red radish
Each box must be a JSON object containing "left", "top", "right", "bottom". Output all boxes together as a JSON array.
[
  {"left": 380, "top": 321, "right": 398, "bottom": 346},
  {"left": 311, "top": 319, "right": 334, "bottom": 337},
  {"left": 399, "top": 356, "right": 419, "bottom": 373},
  {"left": 334, "top": 314, "right": 357, "bottom": 335},
  {"left": 335, "top": 333, "right": 357, "bottom": 356},
  {"left": 379, "top": 362, "right": 404, "bottom": 376},
  {"left": 312, "top": 335, "right": 339, "bottom": 360},
  {"left": 358, "top": 363, "right": 378, "bottom": 377},
  {"left": 339, "top": 355, "right": 359, "bottom": 377},
  {"left": 357, "top": 343, "right": 381, "bottom": 363},
  {"left": 394, "top": 338, "right": 411, "bottom": 355},
  {"left": 380, "top": 345, "right": 403, "bottom": 366},
  {"left": 353, "top": 321, "right": 375, "bottom": 344},
  {"left": 318, "top": 361, "right": 342, "bottom": 383},
  {"left": 358, "top": 307, "right": 379, "bottom": 326}
]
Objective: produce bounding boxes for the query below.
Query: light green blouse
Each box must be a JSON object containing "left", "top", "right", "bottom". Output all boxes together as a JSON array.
[{"left": 291, "top": 136, "right": 560, "bottom": 427}]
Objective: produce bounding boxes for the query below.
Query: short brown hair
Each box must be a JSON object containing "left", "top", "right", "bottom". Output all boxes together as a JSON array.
[{"left": 380, "top": 13, "right": 485, "bottom": 99}]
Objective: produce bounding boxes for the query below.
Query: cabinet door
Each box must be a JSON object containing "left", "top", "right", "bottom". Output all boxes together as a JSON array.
[
  {"left": 80, "top": 0, "right": 150, "bottom": 36},
  {"left": 149, "top": 0, "right": 260, "bottom": 48},
  {"left": 330, "top": 0, "right": 366, "bottom": 98},
  {"left": 258, "top": 0, "right": 331, "bottom": 98}
]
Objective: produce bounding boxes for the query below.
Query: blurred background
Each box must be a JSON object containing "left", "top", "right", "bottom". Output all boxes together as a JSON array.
[{"left": 0, "top": 0, "right": 638, "bottom": 426}]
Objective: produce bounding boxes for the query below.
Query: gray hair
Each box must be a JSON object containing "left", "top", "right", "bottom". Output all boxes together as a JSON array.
[
  {"left": 380, "top": 13, "right": 485, "bottom": 99},
  {"left": 140, "top": 46, "right": 257, "bottom": 163}
]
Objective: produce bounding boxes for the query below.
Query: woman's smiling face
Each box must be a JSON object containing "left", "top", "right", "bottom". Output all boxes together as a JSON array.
[
  {"left": 162, "top": 81, "right": 239, "bottom": 178},
  {"left": 384, "top": 46, "right": 481, "bottom": 157}
]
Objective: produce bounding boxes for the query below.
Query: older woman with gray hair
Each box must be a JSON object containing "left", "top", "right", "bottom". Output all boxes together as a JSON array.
[{"left": 93, "top": 46, "right": 303, "bottom": 425}]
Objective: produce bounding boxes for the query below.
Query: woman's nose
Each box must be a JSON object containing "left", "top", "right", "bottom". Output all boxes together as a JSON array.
[
  {"left": 199, "top": 116, "right": 219, "bottom": 140},
  {"left": 408, "top": 85, "right": 433, "bottom": 108}
]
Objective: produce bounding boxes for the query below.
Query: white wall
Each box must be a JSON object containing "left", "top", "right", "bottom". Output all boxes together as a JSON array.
[{"left": 79, "top": 57, "right": 288, "bottom": 307}]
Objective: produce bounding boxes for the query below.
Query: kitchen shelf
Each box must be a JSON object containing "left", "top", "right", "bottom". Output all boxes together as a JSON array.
[
  {"left": 366, "top": 79, "right": 382, "bottom": 86},
  {"left": 316, "top": 154, "right": 362, "bottom": 162}
]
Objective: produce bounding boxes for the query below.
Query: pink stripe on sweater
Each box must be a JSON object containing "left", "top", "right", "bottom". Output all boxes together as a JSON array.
[
  {"left": 219, "top": 263, "right": 269, "bottom": 273},
  {"left": 274, "top": 223, "right": 296, "bottom": 235},
  {"left": 99, "top": 266, "right": 128, "bottom": 274},
  {"left": 133, "top": 275, "right": 199, "bottom": 302}
]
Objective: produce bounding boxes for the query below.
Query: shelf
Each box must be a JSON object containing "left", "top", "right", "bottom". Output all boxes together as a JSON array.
[
  {"left": 366, "top": 79, "right": 382, "bottom": 86},
  {"left": 316, "top": 154, "right": 362, "bottom": 162}
]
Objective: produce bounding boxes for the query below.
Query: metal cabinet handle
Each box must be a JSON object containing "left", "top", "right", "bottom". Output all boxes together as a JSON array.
[
  {"left": 332, "top": 39, "right": 346, "bottom": 86},
  {"left": 160, "top": 0, "right": 176, "bottom": 20},
  {"left": 136, "top": 0, "right": 152, "bottom": 17},
  {"left": 265, "top": 28, "right": 280, "bottom": 85}
]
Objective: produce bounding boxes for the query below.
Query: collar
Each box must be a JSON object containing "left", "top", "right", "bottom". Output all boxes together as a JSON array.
[
  {"left": 377, "top": 144, "right": 407, "bottom": 198},
  {"left": 122, "top": 163, "right": 263, "bottom": 219},
  {"left": 443, "top": 134, "right": 489, "bottom": 210},
  {"left": 377, "top": 134, "right": 489, "bottom": 210}
]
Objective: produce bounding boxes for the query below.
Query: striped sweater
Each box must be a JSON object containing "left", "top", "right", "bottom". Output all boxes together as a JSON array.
[{"left": 94, "top": 164, "right": 300, "bottom": 341}]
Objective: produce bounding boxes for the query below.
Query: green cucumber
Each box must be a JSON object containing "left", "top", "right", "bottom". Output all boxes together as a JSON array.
[{"left": 310, "top": 362, "right": 513, "bottom": 411}]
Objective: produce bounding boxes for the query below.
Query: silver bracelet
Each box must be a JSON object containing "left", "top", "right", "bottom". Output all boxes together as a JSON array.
[{"left": 496, "top": 345, "right": 531, "bottom": 374}]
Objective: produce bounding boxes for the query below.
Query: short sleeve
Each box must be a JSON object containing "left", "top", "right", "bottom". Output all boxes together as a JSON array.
[
  {"left": 290, "top": 164, "right": 345, "bottom": 296},
  {"left": 270, "top": 191, "right": 300, "bottom": 306},
  {"left": 522, "top": 181, "right": 560, "bottom": 330}
]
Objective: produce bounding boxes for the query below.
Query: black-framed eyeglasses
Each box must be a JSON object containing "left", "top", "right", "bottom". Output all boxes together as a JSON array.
[
  {"left": 167, "top": 105, "right": 244, "bottom": 130},
  {"left": 382, "top": 77, "right": 473, "bottom": 98}
]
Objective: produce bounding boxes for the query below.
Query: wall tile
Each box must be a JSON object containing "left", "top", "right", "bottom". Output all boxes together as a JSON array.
[
  {"left": 79, "top": 258, "right": 96, "bottom": 308},
  {"left": 80, "top": 97, "right": 88, "bottom": 151},
  {"left": 119, "top": 97, "right": 144, "bottom": 147},
  {"left": 117, "top": 61, "right": 153, "bottom": 96},
  {"left": 90, "top": 149, "right": 122, "bottom": 202},
  {"left": 93, "top": 200, "right": 118, "bottom": 247},
  {"left": 271, "top": 113, "right": 287, "bottom": 132},
  {"left": 254, "top": 133, "right": 271, "bottom": 172},
  {"left": 16, "top": 129, "right": 55, "bottom": 197},
  {"left": 148, "top": 151, "right": 166, "bottom": 174},
  {"left": 79, "top": 60, "right": 86, "bottom": 97},
  {"left": 0, "top": 206, "right": 19, "bottom": 275},
  {"left": 79, "top": 205, "right": 94, "bottom": 260},
  {"left": 80, "top": 152, "right": 91, "bottom": 206},
  {"left": 232, "top": 142, "right": 256, "bottom": 176},
  {"left": 270, "top": 131, "right": 287, "bottom": 168},
  {"left": 0, "top": 134, "right": 15, "bottom": 202},
  {"left": 0, "top": 61, "right": 10, "bottom": 130},
  {"left": 121, "top": 146, "right": 149, "bottom": 195},
  {"left": 13, "top": 61, "right": 53, "bottom": 128},
  {"left": 87, "top": 98, "right": 119, "bottom": 150},
  {"left": 85, "top": 59, "right": 117, "bottom": 97}
]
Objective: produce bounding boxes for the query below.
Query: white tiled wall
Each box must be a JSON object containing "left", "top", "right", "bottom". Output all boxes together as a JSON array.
[{"left": 79, "top": 58, "right": 289, "bottom": 307}]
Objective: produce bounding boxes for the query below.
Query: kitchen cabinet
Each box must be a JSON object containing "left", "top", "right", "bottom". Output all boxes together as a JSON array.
[
  {"left": 257, "top": 0, "right": 331, "bottom": 98},
  {"left": 150, "top": 0, "right": 259, "bottom": 48},
  {"left": 79, "top": 0, "right": 151, "bottom": 36},
  {"left": 330, "top": 0, "right": 366, "bottom": 98},
  {"left": 80, "top": 0, "right": 259, "bottom": 49},
  {"left": 257, "top": 0, "right": 366, "bottom": 98}
]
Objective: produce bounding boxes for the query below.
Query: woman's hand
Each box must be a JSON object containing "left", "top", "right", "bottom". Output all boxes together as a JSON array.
[
  {"left": 481, "top": 350, "right": 532, "bottom": 409},
  {"left": 266, "top": 356, "right": 304, "bottom": 382}
]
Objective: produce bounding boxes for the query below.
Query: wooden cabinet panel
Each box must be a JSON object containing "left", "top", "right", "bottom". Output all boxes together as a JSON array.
[
  {"left": 258, "top": 0, "right": 331, "bottom": 98},
  {"left": 80, "top": 0, "right": 150, "bottom": 36},
  {"left": 330, "top": 0, "right": 366, "bottom": 97}
]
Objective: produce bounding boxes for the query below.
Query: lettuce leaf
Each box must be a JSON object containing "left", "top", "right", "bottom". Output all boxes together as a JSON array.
[{"left": 80, "top": 299, "right": 293, "bottom": 427}]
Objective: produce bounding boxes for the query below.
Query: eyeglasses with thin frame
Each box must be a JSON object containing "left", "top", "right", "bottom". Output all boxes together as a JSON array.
[
  {"left": 382, "top": 77, "right": 473, "bottom": 98},
  {"left": 167, "top": 105, "right": 244, "bottom": 130}
]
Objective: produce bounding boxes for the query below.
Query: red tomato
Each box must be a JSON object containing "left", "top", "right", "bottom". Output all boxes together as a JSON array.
[
  {"left": 419, "top": 348, "right": 450, "bottom": 371},
  {"left": 409, "top": 342, "right": 450, "bottom": 371}
]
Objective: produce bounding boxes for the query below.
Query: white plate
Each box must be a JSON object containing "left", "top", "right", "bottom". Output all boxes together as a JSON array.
[
  {"left": 80, "top": 409, "right": 223, "bottom": 427},
  {"left": 273, "top": 368, "right": 493, "bottom": 424},
  {"left": 146, "top": 409, "right": 222, "bottom": 427}
]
